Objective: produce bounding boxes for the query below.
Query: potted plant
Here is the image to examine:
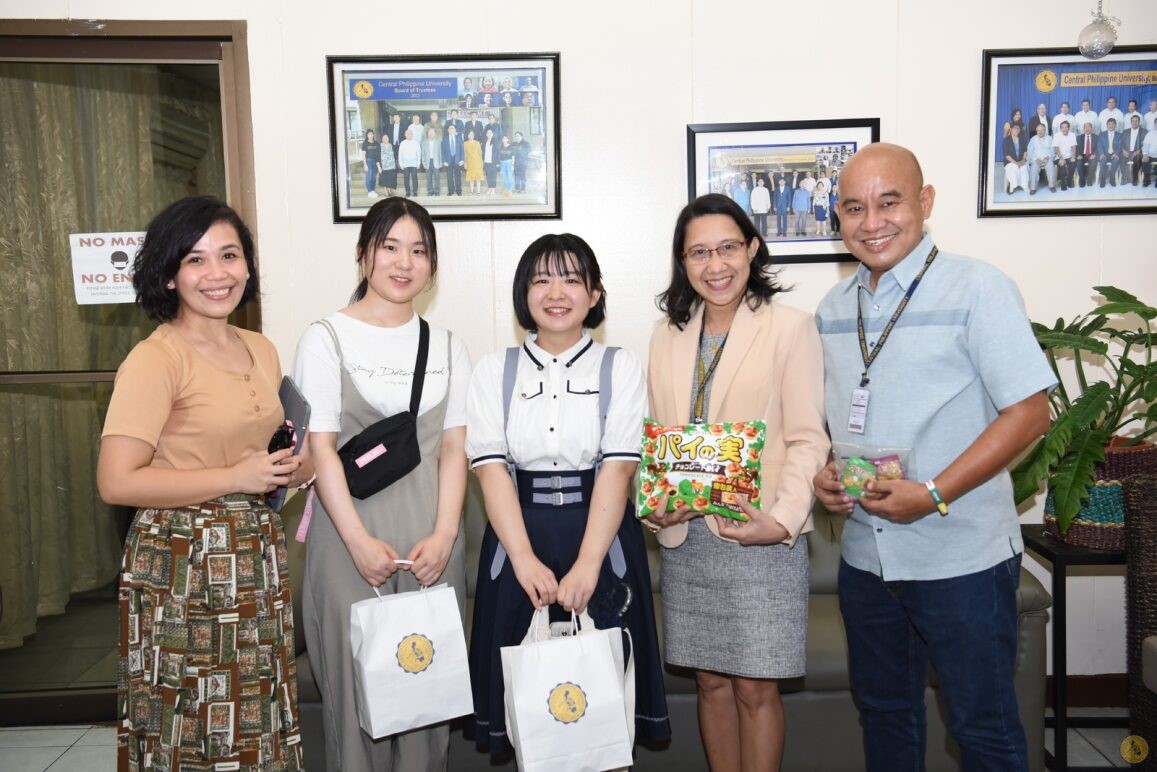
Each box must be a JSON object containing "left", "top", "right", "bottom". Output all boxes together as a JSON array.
[{"left": 1012, "top": 286, "right": 1157, "bottom": 548}]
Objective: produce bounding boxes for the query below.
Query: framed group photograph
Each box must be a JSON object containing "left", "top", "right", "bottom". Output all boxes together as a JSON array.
[
  {"left": 327, "top": 53, "right": 560, "bottom": 222},
  {"left": 979, "top": 45, "right": 1157, "bottom": 217},
  {"left": 686, "top": 118, "right": 880, "bottom": 264}
]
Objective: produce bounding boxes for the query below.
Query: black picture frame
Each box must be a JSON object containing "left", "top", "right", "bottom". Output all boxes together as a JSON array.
[
  {"left": 327, "top": 53, "right": 561, "bottom": 222},
  {"left": 686, "top": 119, "right": 880, "bottom": 264},
  {"left": 979, "top": 45, "right": 1157, "bottom": 217}
]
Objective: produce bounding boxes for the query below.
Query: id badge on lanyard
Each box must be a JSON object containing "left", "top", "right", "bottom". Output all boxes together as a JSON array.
[
  {"left": 852, "top": 245, "right": 939, "bottom": 437},
  {"left": 848, "top": 387, "right": 870, "bottom": 434}
]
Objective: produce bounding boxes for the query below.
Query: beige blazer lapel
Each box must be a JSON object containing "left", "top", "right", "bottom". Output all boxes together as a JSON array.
[
  {"left": 707, "top": 302, "right": 764, "bottom": 420},
  {"left": 666, "top": 308, "right": 703, "bottom": 425}
]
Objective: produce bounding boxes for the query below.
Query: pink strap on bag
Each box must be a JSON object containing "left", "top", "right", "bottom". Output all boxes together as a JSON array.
[{"left": 295, "top": 489, "right": 315, "bottom": 543}]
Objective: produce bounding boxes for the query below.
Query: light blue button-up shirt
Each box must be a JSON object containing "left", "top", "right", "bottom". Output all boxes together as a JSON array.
[{"left": 815, "top": 234, "right": 1056, "bottom": 581}]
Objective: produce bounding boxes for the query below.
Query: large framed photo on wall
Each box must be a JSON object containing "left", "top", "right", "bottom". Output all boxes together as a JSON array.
[
  {"left": 327, "top": 53, "right": 560, "bottom": 222},
  {"left": 687, "top": 119, "right": 880, "bottom": 264},
  {"left": 979, "top": 46, "right": 1157, "bottom": 217}
]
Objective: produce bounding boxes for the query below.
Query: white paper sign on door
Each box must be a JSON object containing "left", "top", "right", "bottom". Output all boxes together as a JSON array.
[{"left": 69, "top": 232, "right": 145, "bottom": 305}]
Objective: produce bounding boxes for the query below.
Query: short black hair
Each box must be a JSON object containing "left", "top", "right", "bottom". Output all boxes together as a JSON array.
[
  {"left": 512, "top": 233, "right": 607, "bottom": 331},
  {"left": 132, "top": 196, "right": 258, "bottom": 322},
  {"left": 351, "top": 197, "right": 438, "bottom": 303},
  {"left": 656, "top": 193, "right": 786, "bottom": 329}
]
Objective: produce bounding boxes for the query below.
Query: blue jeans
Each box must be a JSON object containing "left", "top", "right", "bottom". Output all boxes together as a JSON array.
[
  {"left": 501, "top": 159, "right": 513, "bottom": 191},
  {"left": 838, "top": 556, "right": 1028, "bottom": 772},
  {"left": 365, "top": 163, "right": 377, "bottom": 193}
]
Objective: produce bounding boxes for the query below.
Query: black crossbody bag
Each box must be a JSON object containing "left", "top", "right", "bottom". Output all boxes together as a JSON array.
[{"left": 326, "top": 318, "right": 429, "bottom": 499}]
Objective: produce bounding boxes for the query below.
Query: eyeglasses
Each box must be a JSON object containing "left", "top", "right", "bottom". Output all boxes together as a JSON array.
[{"left": 683, "top": 240, "right": 747, "bottom": 264}]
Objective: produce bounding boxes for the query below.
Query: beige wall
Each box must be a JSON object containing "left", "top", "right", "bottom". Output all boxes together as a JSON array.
[{"left": 9, "top": 0, "right": 1156, "bottom": 675}]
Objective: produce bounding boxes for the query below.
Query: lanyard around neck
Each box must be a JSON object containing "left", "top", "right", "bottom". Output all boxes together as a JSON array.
[
  {"left": 693, "top": 326, "right": 728, "bottom": 423},
  {"left": 855, "top": 246, "right": 938, "bottom": 388}
]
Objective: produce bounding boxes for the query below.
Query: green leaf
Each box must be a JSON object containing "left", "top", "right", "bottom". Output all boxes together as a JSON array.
[
  {"left": 1119, "top": 331, "right": 1156, "bottom": 348},
  {"left": 1014, "top": 411, "right": 1084, "bottom": 501},
  {"left": 1035, "top": 330, "right": 1109, "bottom": 356},
  {"left": 1062, "top": 381, "right": 1112, "bottom": 430},
  {"left": 1093, "top": 286, "right": 1139, "bottom": 304},
  {"left": 1011, "top": 440, "right": 1048, "bottom": 504},
  {"left": 1093, "top": 286, "right": 1157, "bottom": 321},
  {"left": 1078, "top": 316, "right": 1109, "bottom": 336},
  {"left": 1094, "top": 302, "right": 1157, "bottom": 321},
  {"left": 1050, "top": 429, "right": 1109, "bottom": 533}
]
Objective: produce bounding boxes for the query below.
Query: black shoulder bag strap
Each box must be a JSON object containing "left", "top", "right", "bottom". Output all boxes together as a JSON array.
[
  {"left": 317, "top": 316, "right": 430, "bottom": 417},
  {"left": 409, "top": 318, "right": 430, "bottom": 415}
]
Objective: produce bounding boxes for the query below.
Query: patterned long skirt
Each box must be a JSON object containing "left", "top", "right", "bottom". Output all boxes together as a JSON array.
[{"left": 118, "top": 494, "right": 304, "bottom": 771}]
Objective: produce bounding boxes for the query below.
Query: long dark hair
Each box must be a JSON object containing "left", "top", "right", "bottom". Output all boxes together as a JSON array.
[
  {"left": 132, "top": 196, "right": 258, "bottom": 321},
  {"left": 350, "top": 197, "right": 438, "bottom": 304},
  {"left": 656, "top": 193, "right": 785, "bottom": 329},
  {"left": 511, "top": 233, "right": 607, "bottom": 331}
]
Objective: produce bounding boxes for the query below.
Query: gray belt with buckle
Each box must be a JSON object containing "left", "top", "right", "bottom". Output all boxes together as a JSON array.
[
  {"left": 531, "top": 490, "right": 584, "bottom": 506},
  {"left": 529, "top": 475, "right": 584, "bottom": 506}
]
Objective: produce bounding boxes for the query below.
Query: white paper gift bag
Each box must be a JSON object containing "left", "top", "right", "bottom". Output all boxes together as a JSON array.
[
  {"left": 501, "top": 609, "right": 635, "bottom": 772},
  {"left": 349, "top": 583, "right": 473, "bottom": 738}
]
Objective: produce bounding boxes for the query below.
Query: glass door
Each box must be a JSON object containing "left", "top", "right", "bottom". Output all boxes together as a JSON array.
[{"left": 0, "top": 25, "right": 253, "bottom": 720}]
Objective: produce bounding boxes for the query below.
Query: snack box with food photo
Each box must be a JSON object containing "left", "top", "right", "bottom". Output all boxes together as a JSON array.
[{"left": 636, "top": 419, "right": 766, "bottom": 522}]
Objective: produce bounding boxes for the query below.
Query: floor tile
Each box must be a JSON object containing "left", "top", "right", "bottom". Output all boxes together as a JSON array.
[
  {"left": 0, "top": 746, "right": 68, "bottom": 772},
  {"left": 46, "top": 744, "right": 113, "bottom": 770},
  {"left": 75, "top": 726, "right": 116, "bottom": 746},
  {"left": 0, "top": 727, "right": 89, "bottom": 747},
  {"left": 1080, "top": 727, "right": 1133, "bottom": 768},
  {"left": 1046, "top": 727, "right": 1118, "bottom": 767}
]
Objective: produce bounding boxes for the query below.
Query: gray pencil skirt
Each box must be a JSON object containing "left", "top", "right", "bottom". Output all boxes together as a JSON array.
[{"left": 660, "top": 517, "right": 808, "bottom": 678}]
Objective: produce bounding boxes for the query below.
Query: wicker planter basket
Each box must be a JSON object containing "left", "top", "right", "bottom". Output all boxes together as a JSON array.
[
  {"left": 1125, "top": 474, "right": 1157, "bottom": 764},
  {"left": 1044, "top": 439, "right": 1157, "bottom": 551}
]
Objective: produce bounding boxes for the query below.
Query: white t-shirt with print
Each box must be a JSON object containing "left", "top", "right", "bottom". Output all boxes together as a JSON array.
[{"left": 293, "top": 311, "right": 471, "bottom": 434}]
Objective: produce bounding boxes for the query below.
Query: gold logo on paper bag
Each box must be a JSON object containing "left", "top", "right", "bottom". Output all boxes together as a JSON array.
[
  {"left": 1121, "top": 735, "right": 1149, "bottom": 763},
  {"left": 396, "top": 634, "right": 434, "bottom": 674},
  {"left": 547, "top": 682, "right": 587, "bottom": 723}
]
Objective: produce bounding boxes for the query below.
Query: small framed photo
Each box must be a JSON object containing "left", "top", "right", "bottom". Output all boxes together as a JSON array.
[
  {"left": 327, "top": 53, "right": 561, "bottom": 222},
  {"left": 979, "top": 46, "right": 1157, "bottom": 217},
  {"left": 686, "top": 118, "right": 879, "bottom": 264}
]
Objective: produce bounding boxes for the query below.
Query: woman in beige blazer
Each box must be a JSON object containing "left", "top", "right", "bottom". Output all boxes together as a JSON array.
[{"left": 646, "top": 194, "right": 829, "bottom": 772}]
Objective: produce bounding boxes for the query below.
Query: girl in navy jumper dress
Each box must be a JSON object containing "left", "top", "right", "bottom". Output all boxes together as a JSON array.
[{"left": 463, "top": 233, "right": 671, "bottom": 759}]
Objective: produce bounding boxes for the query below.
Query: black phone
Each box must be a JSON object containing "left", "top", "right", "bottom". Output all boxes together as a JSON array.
[{"left": 268, "top": 423, "right": 294, "bottom": 454}]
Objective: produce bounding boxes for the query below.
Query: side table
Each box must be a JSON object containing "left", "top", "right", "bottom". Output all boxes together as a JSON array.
[{"left": 1021, "top": 524, "right": 1128, "bottom": 771}]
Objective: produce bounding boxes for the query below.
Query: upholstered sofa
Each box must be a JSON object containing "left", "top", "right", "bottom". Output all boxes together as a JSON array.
[{"left": 283, "top": 484, "right": 1051, "bottom": 771}]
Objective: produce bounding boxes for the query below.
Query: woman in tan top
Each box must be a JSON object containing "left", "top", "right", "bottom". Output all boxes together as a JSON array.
[{"left": 98, "top": 197, "right": 309, "bottom": 771}]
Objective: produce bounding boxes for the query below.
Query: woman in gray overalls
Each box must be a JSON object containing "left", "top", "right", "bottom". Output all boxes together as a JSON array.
[{"left": 292, "top": 197, "right": 472, "bottom": 771}]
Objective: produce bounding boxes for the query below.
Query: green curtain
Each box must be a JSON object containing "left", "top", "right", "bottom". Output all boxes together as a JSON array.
[{"left": 0, "top": 62, "right": 225, "bottom": 650}]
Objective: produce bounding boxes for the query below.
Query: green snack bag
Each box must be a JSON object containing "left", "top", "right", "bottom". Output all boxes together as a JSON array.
[
  {"left": 841, "top": 455, "right": 878, "bottom": 498},
  {"left": 637, "top": 419, "right": 767, "bottom": 522}
]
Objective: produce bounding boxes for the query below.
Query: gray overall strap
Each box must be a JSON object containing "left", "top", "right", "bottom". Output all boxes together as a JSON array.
[
  {"left": 490, "top": 346, "right": 523, "bottom": 580},
  {"left": 316, "top": 319, "right": 345, "bottom": 366},
  {"left": 597, "top": 346, "right": 619, "bottom": 464},
  {"left": 501, "top": 346, "right": 521, "bottom": 435},
  {"left": 598, "top": 346, "right": 629, "bottom": 579}
]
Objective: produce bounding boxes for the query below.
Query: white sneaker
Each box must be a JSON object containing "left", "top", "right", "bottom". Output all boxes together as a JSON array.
[{"left": 368, "top": 191, "right": 379, "bottom": 198}]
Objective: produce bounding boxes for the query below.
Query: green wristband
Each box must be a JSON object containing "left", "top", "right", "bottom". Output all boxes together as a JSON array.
[{"left": 924, "top": 480, "right": 949, "bottom": 516}]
